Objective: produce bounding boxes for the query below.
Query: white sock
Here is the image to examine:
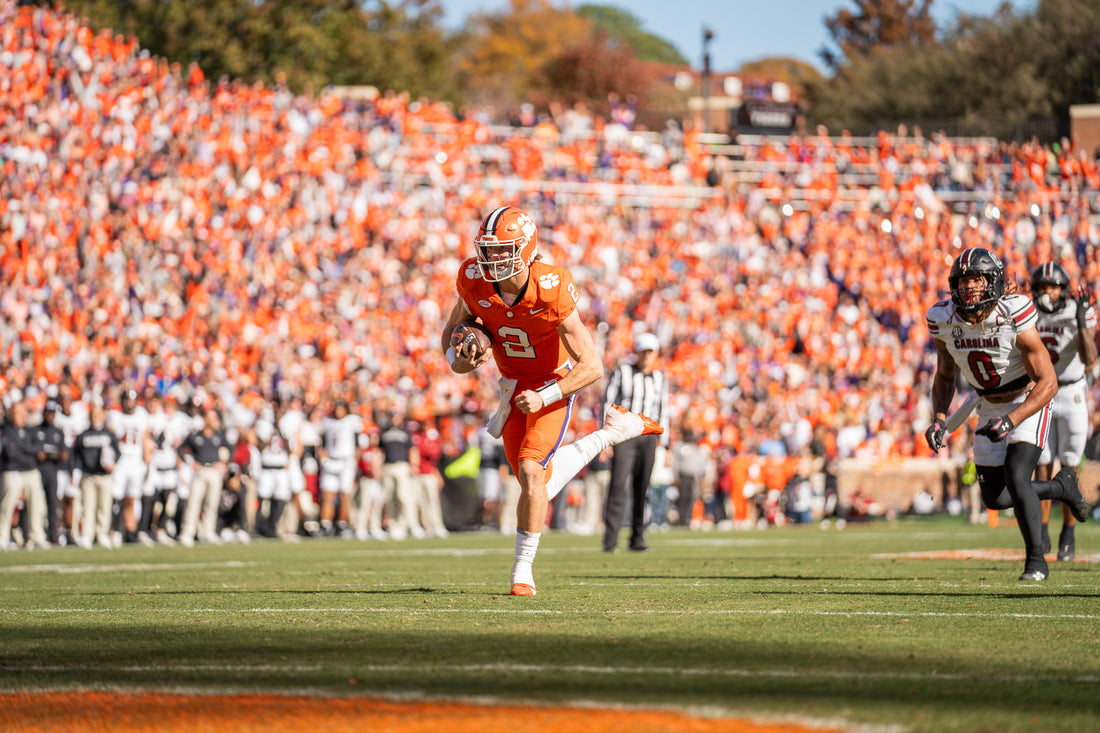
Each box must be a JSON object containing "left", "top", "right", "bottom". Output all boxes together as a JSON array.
[
  {"left": 546, "top": 432, "right": 612, "bottom": 500},
  {"left": 511, "top": 529, "right": 540, "bottom": 587}
]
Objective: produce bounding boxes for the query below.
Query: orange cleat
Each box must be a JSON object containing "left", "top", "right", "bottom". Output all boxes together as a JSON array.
[{"left": 510, "top": 583, "right": 537, "bottom": 596}]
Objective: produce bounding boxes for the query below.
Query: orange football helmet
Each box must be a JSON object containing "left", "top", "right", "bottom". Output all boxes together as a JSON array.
[{"left": 474, "top": 206, "right": 539, "bottom": 282}]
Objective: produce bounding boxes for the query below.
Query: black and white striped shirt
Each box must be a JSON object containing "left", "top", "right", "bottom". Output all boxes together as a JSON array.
[{"left": 602, "top": 363, "right": 670, "bottom": 447}]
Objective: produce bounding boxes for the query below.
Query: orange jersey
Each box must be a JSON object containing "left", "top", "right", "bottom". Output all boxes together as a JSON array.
[{"left": 456, "top": 258, "right": 579, "bottom": 388}]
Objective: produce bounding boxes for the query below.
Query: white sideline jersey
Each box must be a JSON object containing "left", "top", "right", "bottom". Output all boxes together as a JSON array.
[
  {"left": 1035, "top": 299, "right": 1095, "bottom": 466},
  {"left": 1035, "top": 298, "right": 1096, "bottom": 384},
  {"left": 926, "top": 293, "right": 1038, "bottom": 394},
  {"left": 322, "top": 414, "right": 364, "bottom": 460},
  {"left": 108, "top": 407, "right": 151, "bottom": 459},
  {"left": 53, "top": 402, "right": 89, "bottom": 459},
  {"left": 256, "top": 419, "right": 291, "bottom": 468},
  {"left": 278, "top": 409, "right": 306, "bottom": 454},
  {"left": 150, "top": 408, "right": 192, "bottom": 470}
]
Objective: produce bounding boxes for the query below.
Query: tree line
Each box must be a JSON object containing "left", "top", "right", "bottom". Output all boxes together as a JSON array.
[{"left": 55, "top": 0, "right": 1100, "bottom": 138}]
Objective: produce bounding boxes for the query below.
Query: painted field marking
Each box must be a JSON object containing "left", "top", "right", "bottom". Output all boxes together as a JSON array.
[
  {"left": 875, "top": 548, "right": 1100, "bottom": 563},
  {"left": 10, "top": 607, "right": 1100, "bottom": 619},
  {"left": 4, "top": 660, "right": 1098, "bottom": 685},
  {"left": 0, "top": 561, "right": 258, "bottom": 574}
]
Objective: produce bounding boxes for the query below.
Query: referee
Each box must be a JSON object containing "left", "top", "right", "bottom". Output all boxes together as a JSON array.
[{"left": 601, "top": 331, "right": 670, "bottom": 553}]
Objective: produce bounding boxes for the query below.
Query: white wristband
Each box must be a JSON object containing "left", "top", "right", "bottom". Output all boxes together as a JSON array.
[
  {"left": 536, "top": 381, "right": 563, "bottom": 406},
  {"left": 445, "top": 346, "right": 456, "bottom": 367}
]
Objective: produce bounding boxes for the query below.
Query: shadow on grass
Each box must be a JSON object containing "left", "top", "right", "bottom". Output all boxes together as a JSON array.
[
  {"left": 1, "top": 622, "right": 1098, "bottom": 724},
  {"left": 79, "top": 587, "right": 445, "bottom": 596},
  {"left": 580, "top": 573, "right": 1100, "bottom": 599}
]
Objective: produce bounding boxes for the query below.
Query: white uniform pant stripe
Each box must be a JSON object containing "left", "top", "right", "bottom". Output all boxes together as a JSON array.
[{"left": 973, "top": 395, "right": 1052, "bottom": 467}]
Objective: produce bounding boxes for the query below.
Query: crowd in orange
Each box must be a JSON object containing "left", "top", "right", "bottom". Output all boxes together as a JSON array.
[{"left": 1, "top": 0, "right": 1099, "bottom": 519}]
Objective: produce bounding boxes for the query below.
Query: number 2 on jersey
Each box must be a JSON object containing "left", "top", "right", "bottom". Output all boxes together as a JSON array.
[{"left": 496, "top": 325, "right": 536, "bottom": 359}]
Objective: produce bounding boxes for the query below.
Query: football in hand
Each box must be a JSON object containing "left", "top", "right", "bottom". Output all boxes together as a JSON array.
[{"left": 452, "top": 321, "right": 494, "bottom": 360}]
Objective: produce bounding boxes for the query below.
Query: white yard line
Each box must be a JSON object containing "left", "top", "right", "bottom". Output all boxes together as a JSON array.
[
  {"left": 4, "top": 660, "right": 1098, "bottom": 685},
  {"left": 10, "top": 607, "right": 1100, "bottom": 619},
  {"left": 0, "top": 561, "right": 258, "bottom": 574}
]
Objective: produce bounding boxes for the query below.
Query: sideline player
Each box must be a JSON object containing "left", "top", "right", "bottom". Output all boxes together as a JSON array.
[
  {"left": 319, "top": 399, "right": 364, "bottom": 537},
  {"left": 52, "top": 388, "right": 88, "bottom": 545},
  {"left": 1030, "top": 262, "right": 1097, "bottom": 561},
  {"left": 107, "top": 389, "right": 153, "bottom": 546},
  {"left": 924, "top": 248, "right": 1089, "bottom": 581},
  {"left": 441, "top": 205, "right": 662, "bottom": 596},
  {"left": 254, "top": 410, "right": 293, "bottom": 539},
  {"left": 145, "top": 393, "right": 192, "bottom": 543}
]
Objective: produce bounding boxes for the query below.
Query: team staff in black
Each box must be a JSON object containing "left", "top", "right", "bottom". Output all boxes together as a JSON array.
[
  {"left": 601, "top": 331, "right": 671, "bottom": 553},
  {"left": 379, "top": 412, "right": 419, "bottom": 540},
  {"left": 72, "top": 403, "right": 121, "bottom": 549},
  {"left": 176, "top": 408, "right": 232, "bottom": 547},
  {"left": 34, "top": 401, "right": 69, "bottom": 545},
  {"left": 0, "top": 398, "right": 48, "bottom": 549}
]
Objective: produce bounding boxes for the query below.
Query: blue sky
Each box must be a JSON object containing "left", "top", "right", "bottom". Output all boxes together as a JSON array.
[{"left": 437, "top": 0, "right": 1036, "bottom": 72}]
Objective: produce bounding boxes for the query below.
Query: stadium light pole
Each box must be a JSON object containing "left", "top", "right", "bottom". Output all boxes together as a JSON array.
[{"left": 701, "top": 26, "right": 714, "bottom": 134}]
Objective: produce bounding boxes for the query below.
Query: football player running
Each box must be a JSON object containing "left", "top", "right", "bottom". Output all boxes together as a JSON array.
[
  {"left": 925, "top": 248, "right": 1089, "bottom": 581},
  {"left": 441, "top": 205, "right": 662, "bottom": 597},
  {"left": 1029, "top": 262, "right": 1097, "bottom": 561}
]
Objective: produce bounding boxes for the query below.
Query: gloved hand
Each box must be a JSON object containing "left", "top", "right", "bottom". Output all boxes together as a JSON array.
[
  {"left": 976, "top": 415, "right": 1015, "bottom": 442},
  {"left": 924, "top": 418, "right": 947, "bottom": 452},
  {"left": 1075, "top": 283, "right": 1094, "bottom": 330}
]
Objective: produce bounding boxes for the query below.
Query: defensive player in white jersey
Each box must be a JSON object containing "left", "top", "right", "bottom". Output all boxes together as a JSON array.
[
  {"left": 107, "top": 389, "right": 154, "bottom": 546},
  {"left": 319, "top": 400, "right": 365, "bottom": 537},
  {"left": 1030, "top": 262, "right": 1097, "bottom": 561},
  {"left": 925, "top": 248, "right": 1090, "bottom": 581}
]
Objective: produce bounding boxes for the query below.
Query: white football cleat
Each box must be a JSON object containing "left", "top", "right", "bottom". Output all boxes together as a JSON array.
[{"left": 603, "top": 405, "right": 663, "bottom": 446}]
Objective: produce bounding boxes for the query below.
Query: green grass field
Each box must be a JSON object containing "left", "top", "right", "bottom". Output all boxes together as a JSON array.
[{"left": 1, "top": 516, "right": 1098, "bottom": 732}]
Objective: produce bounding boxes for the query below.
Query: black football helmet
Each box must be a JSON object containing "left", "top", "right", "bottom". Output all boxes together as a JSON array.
[
  {"left": 949, "top": 248, "right": 1005, "bottom": 318},
  {"left": 1030, "top": 262, "right": 1070, "bottom": 313}
]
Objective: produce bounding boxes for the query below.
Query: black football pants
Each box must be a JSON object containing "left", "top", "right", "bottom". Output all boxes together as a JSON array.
[
  {"left": 976, "top": 442, "right": 1071, "bottom": 565},
  {"left": 602, "top": 434, "right": 658, "bottom": 550}
]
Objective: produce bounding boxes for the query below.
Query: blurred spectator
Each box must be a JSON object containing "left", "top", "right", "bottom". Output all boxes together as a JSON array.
[
  {"left": 577, "top": 446, "right": 612, "bottom": 536},
  {"left": 783, "top": 454, "right": 815, "bottom": 525},
  {"left": 355, "top": 427, "right": 384, "bottom": 540},
  {"left": 647, "top": 445, "right": 673, "bottom": 531},
  {"left": 672, "top": 431, "right": 710, "bottom": 528},
  {"left": 475, "top": 426, "right": 505, "bottom": 530},
  {"left": 411, "top": 418, "right": 448, "bottom": 538}
]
